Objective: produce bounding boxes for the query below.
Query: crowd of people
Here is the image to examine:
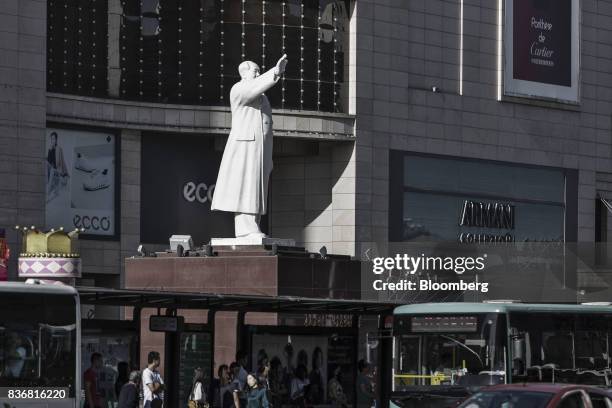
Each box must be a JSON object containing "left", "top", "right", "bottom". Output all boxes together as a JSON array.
[
  {"left": 84, "top": 351, "right": 166, "bottom": 408},
  {"left": 83, "top": 346, "right": 376, "bottom": 408}
]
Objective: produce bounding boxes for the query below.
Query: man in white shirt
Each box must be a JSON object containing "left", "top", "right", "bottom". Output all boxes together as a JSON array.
[{"left": 142, "top": 351, "right": 164, "bottom": 408}]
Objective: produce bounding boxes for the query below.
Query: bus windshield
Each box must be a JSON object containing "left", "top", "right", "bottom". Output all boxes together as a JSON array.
[
  {"left": 0, "top": 292, "right": 77, "bottom": 396},
  {"left": 393, "top": 313, "right": 506, "bottom": 390}
]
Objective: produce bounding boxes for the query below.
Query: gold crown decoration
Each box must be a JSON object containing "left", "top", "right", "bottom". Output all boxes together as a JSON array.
[
  {"left": 15, "top": 225, "right": 83, "bottom": 258},
  {"left": 16, "top": 226, "right": 83, "bottom": 279}
]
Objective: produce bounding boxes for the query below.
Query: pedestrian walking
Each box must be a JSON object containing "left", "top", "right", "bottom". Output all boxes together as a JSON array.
[
  {"left": 188, "top": 367, "right": 208, "bottom": 408},
  {"left": 115, "top": 362, "right": 130, "bottom": 398},
  {"left": 245, "top": 373, "right": 269, "bottom": 408},
  {"left": 307, "top": 347, "right": 324, "bottom": 404},
  {"left": 289, "top": 365, "right": 310, "bottom": 407},
  {"left": 221, "top": 364, "right": 236, "bottom": 408},
  {"left": 356, "top": 360, "right": 376, "bottom": 408},
  {"left": 230, "top": 361, "right": 246, "bottom": 408},
  {"left": 118, "top": 370, "right": 141, "bottom": 408},
  {"left": 328, "top": 366, "right": 348, "bottom": 408},
  {"left": 209, "top": 364, "right": 230, "bottom": 408},
  {"left": 268, "top": 357, "right": 288, "bottom": 408},
  {"left": 84, "top": 353, "right": 103, "bottom": 408},
  {"left": 143, "top": 351, "right": 165, "bottom": 408},
  {"left": 235, "top": 351, "right": 249, "bottom": 390}
]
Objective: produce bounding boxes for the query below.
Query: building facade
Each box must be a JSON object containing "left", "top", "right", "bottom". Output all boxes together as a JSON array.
[{"left": 1, "top": 0, "right": 612, "bottom": 298}]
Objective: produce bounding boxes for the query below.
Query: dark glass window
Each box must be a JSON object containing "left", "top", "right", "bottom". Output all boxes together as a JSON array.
[
  {"left": 390, "top": 153, "right": 569, "bottom": 243},
  {"left": 402, "top": 191, "right": 564, "bottom": 242},
  {"left": 47, "top": 0, "right": 108, "bottom": 96},
  {"left": 47, "top": 0, "right": 348, "bottom": 112}
]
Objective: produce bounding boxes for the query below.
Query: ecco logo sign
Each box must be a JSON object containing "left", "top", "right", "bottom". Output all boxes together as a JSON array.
[
  {"left": 73, "top": 215, "right": 112, "bottom": 231},
  {"left": 183, "top": 182, "right": 215, "bottom": 204}
]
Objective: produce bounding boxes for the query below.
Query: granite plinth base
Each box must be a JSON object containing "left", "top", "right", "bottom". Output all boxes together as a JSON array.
[
  {"left": 210, "top": 237, "right": 296, "bottom": 247},
  {"left": 125, "top": 250, "right": 361, "bottom": 377}
]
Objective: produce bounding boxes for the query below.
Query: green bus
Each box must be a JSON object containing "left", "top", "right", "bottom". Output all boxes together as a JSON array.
[{"left": 391, "top": 302, "right": 612, "bottom": 408}]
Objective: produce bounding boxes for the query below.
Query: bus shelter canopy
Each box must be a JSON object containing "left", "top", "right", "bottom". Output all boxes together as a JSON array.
[{"left": 76, "top": 286, "right": 397, "bottom": 315}]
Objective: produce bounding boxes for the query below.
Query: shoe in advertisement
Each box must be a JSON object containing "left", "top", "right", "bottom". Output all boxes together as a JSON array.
[
  {"left": 83, "top": 169, "right": 110, "bottom": 191},
  {"left": 75, "top": 153, "right": 96, "bottom": 172}
]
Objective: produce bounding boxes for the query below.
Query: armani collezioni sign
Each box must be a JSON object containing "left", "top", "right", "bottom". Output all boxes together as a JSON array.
[{"left": 459, "top": 200, "right": 515, "bottom": 243}]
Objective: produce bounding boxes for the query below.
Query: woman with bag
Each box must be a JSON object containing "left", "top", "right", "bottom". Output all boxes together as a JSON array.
[{"left": 188, "top": 367, "right": 208, "bottom": 408}]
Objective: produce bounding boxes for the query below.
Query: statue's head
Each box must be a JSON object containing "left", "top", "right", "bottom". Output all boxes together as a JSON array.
[{"left": 238, "top": 61, "right": 260, "bottom": 80}]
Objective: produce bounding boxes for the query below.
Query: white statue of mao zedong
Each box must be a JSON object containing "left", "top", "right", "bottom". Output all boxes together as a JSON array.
[{"left": 211, "top": 54, "right": 288, "bottom": 238}]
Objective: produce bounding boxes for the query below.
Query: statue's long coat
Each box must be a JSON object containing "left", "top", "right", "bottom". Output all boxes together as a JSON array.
[{"left": 211, "top": 68, "right": 279, "bottom": 215}]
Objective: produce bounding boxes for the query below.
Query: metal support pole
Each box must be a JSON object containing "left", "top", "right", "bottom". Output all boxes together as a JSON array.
[
  {"left": 208, "top": 309, "right": 217, "bottom": 381},
  {"left": 164, "top": 308, "right": 179, "bottom": 407},
  {"left": 236, "top": 311, "right": 246, "bottom": 367},
  {"left": 378, "top": 314, "right": 392, "bottom": 407},
  {"left": 133, "top": 306, "right": 141, "bottom": 369},
  {"left": 352, "top": 314, "right": 360, "bottom": 407}
]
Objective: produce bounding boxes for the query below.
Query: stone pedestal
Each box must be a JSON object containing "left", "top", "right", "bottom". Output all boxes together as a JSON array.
[
  {"left": 125, "top": 247, "right": 361, "bottom": 372},
  {"left": 210, "top": 237, "right": 296, "bottom": 247}
]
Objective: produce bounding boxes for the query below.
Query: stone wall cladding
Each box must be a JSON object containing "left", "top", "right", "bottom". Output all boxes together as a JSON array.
[
  {"left": 0, "top": 0, "right": 47, "bottom": 279},
  {"left": 354, "top": 0, "right": 612, "bottom": 259}
]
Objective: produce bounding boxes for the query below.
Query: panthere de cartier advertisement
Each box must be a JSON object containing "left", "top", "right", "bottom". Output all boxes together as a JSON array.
[{"left": 504, "top": 0, "right": 579, "bottom": 103}]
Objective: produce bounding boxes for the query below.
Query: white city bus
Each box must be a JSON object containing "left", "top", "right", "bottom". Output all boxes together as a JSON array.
[
  {"left": 391, "top": 302, "right": 612, "bottom": 408},
  {"left": 0, "top": 281, "right": 81, "bottom": 407}
]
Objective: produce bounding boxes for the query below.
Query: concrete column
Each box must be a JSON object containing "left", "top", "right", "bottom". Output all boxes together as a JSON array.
[
  {"left": 120, "top": 129, "right": 141, "bottom": 285},
  {"left": 0, "top": 0, "right": 47, "bottom": 279}
]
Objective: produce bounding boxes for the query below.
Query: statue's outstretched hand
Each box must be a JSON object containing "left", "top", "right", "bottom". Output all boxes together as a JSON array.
[{"left": 275, "top": 54, "right": 288, "bottom": 76}]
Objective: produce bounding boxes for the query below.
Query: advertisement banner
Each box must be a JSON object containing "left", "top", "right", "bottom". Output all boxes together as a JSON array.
[
  {"left": 504, "top": 0, "right": 579, "bottom": 102},
  {"left": 140, "top": 133, "right": 234, "bottom": 245},
  {"left": 45, "top": 128, "right": 117, "bottom": 237},
  {"left": 513, "top": 0, "right": 571, "bottom": 86}
]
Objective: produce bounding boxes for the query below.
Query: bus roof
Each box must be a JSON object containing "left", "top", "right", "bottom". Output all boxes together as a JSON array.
[
  {"left": 394, "top": 302, "right": 612, "bottom": 315},
  {"left": 0, "top": 281, "right": 78, "bottom": 296}
]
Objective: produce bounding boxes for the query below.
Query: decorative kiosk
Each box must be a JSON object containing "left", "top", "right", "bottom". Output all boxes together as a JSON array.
[{"left": 16, "top": 226, "right": 82, "bottom": 283}]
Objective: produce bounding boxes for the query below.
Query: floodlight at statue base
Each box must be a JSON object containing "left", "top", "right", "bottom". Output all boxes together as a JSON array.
[{"left": 169, "top": 235, "right": 193, "bottom": 252}]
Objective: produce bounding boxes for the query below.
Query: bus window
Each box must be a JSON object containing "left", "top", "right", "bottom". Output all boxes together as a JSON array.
[
  {"left": 575, "top": 331, "right": 608, "bottom": 370},
  {"left": 509, "top": 312, "right": 612, "bottom": 384},
  {"left": 542, "top": 331, "right": 574, "bottom": 367},
  {"left": 0, "top": 293, "right": 77, "bottom": 396},
  {"left": 392, "top": 313, "right": 506, "bottom": 389},
  {"left": 394, "top": 336, "right": 420, "bottom": 389}
]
